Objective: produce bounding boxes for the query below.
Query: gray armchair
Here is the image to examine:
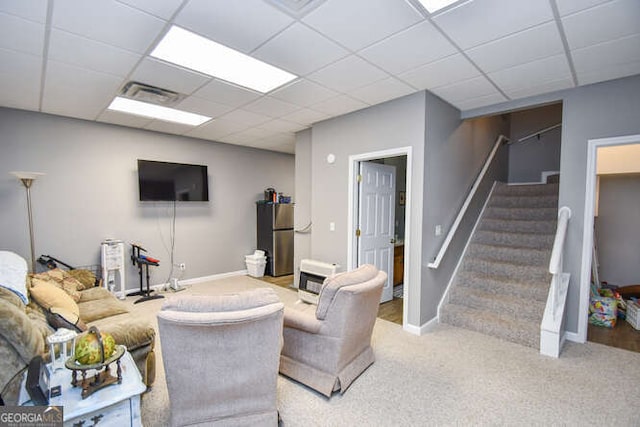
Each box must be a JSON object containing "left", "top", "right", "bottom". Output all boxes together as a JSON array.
[
  {"left": 279, "top": 264, "right": 386, "bottom": 397},
  {"left": 157, "top": 288, "right": 284, "bottom": 426}
]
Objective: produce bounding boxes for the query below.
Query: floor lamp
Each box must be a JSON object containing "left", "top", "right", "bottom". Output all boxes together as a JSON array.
[{"left": 10, "top": 171, "right": 44, "bottom": 273}]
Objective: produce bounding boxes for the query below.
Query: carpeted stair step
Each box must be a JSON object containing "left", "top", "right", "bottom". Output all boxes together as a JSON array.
[
  {"left": 455, "top": 271, "right": 549, "bottom": 302},
  {"left": 465, "top": 243, "right": 551, "bottom": 268},
  {"left": 473, "top": 230, "right": 554, "bottom": 249},
  {"left": 489, "top": 194, "right": 558, "bottom": 208},
  {"left": 449, "top": 286, "right": 546, "bottom": 322},
  {"left": 440, "top": 303, "right": 540, "bottom": 348},
  {"left": 492, "top": 182, "right": 559, "bottom": 196},
  {"left": 463, "top": 258, "right": 551, "bottom": 283},
  {"left": 479, "top": 218, "right": 556, "bottom": 234},
  {"left": 483, "top": 206, "right": 557, "bottom": 221}
]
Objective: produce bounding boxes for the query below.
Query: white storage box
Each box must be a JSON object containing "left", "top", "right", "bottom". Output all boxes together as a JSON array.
[
  {"left": 626, "top": 300, "right": 640, "bottom": 330},
  {"left": 245, "top": 251, "right": 267, "bottom": 278}
]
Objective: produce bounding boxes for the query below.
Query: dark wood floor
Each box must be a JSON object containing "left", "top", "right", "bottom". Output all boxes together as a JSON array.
[
  {"left": 256, "top": 274, "right": 404, "bottom": 325},
  {"left": 588, "top": 319, "right": 640, "bottom": 353}
]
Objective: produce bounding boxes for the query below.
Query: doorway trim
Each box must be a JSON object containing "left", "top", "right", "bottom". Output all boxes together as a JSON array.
[
  {"left": 579, "top": 133, "right": 640, "bottom": 342},
  {"left": 348, "top": 146, "right": 412, "bottom": 330}
]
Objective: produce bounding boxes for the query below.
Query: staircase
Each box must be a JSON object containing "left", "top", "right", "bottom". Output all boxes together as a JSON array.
[{"left": 440, "top": 182, "right": 559, "bottom": 349}]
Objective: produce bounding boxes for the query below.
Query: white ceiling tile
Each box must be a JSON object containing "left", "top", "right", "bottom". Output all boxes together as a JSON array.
[
  {"left": 219, "top": 109, "right": 272, "bottom": 127},
  {"left": 572, "top": 33, "right": 640, "bottom": 80},
  {"left": 175, "top": 0, "right": 294, "bottom": 53},
  {"left": 269, "top": 79, "right": 338, "bottom": 107},
  {"left": 281, "top": 107, "right": 330, "bottom": 125},
  {"left": 430, "top": 76, "right": 498, "bottom": 103},
  {"left": 399, "top": 53, "right": 479, "bottom": 90},
  {"left": 453, "top": 92, "right": 508, "bottom": 111},
  {"left": 193, "top": 80, "right": 261, "bottom": 108},
  {"left": 48, "top": 29, "right": 141, "bottom": 77},
  {"left": 116, "top": 0, "right": 183, "bottom": 20},
  {"left": 576, "top": 59, "right": 640, "bottom": 86},
  {"left": 52, "top": 0, "right": 165, "bottom": 53},
  {"left": 176, "top": 96, "right": 235, "bottom": 118},
  {"left": 253, "top": 23, "right": 348, "bottom": 76},
  {"left": 243, "top": 97, "right": 301, "bottom": 118},
  {"left": 359, "top": 21, "right": 457, "bottom": 75},
  {"left": 311, "top": 94, "right": 369, "bottom": 116},
  {"left": 348, "top": 77, "right": 415, "bottom": 105},
  {"left": 489, "top": 54, "right": 572, "bottom": 92},
  {"left": 556, "top": 0, "right": 611, "bottom": 16},
  {"left": 307, "top": 55, "right": 388, "bottom": 92},
  {"left": 0, "top": 48, "right": 41, "bottom": 110},
  {"left": 432, "top": 0, "right": 554, "bottom": 49},
  {"left": 0, "top": 0, "right": 47, "bottom": 23},
  {"left": 302, "top": 0, "right": 423, "bottom": 51},
  {"left": 466, "top": 22, "right": 565, "bottom": 74},
  {"left": 42, "top": 60, "right": 123, "bottom": 120},
  {"left": 504, "top": 77, "right": 574, "bottom": 99},
  {"left": 130, "top": 58, "right": 210, "bottom": 95},
  {"left": 144, "top": 120, "right": 195, "bottom": 135},
  {"left": 562, "top": 0, "right": 640, "bottom": 50},
  {"left": 185, "top": 118, "right": 247, "bottom": 140},
  {"left": 0, "top": 13, "right": 44, "bottom": 55},
  {"left": 257, "top": 119, "right": 307, "bottom": 133},
  {"left": 97, "top": 109, "right": 154, "bottom": 128}
]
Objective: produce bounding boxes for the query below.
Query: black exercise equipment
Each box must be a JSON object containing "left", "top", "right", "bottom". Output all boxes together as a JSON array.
[{"left": 130, "top": 243, "right": 164, "bottom": 304}]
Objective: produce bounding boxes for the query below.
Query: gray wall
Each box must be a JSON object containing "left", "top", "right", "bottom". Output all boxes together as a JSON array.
[
  {"left": 560, "top": 74, "right": 640, "bottom": 334},
  {"left": 594, "top": 174, "right": 640, "bottom": 286},
  {"left": 421, "top": 92, "right": 509, "bottom": 323},
  {"left": 293, "top": 128, "right": 312, "bottom": 288},
  {"left": 508, "top": 103, "right": 562, "bottom": 183},
  {"left": 309, "top": 92, "right": 426, "bottom": 327},
  {"left": 0, "top": 107, "right": 294, "bottom": 290}
]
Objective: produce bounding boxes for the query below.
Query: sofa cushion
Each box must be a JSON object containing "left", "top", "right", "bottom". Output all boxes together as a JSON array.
[
  {"left": 46, "top": 307, "right": 87, "bottom": 332},
  {"left": 0, "top": 285, "right": 25, "bottom": 310},
  {"left": 0, "top": 251, "right": 29, "bottom": 304},
  {"left": 78, "top": 298, "right": 128, "bottom": 323},
  {"left": 66, "top": 269, "right": 97, "bottom": 290},
  {"left": 29, "top": 279, "right": 80, "bottom": 317},
  {"left": 31, "top": 270, "right": 82, "bottom": 302},
  {"left": 89, "top": 313, "right": 155, "bottom": 351},
  {"left": 0, "top": 301, "right": 44, "bottom": 364},
  {"left": 79, "top": 286, "right": 113, "bottom": 303}
]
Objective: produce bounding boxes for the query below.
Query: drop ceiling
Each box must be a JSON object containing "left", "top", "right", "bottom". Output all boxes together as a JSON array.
[{"left": 1, "top": 0, "right": 638, "bottom": 154}]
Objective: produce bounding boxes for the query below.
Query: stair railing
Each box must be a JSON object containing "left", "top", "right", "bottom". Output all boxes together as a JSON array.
[
  {"left": 428, "top": 134, "right": 509, "bottom": 269},
  {"left": 540, "top": 206, "right": 571, "bottom": 357}
]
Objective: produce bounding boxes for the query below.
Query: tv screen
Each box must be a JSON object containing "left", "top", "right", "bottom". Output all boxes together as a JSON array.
[{"left": 137, "top": 160, "right": 209, "bottom": 202}]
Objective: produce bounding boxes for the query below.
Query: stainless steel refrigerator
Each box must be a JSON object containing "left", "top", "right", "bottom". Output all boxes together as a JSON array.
[{"left": 257, "top": 203, "right": 294, "bottom": 276}]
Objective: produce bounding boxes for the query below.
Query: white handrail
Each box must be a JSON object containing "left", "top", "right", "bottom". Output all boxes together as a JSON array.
[
  {"left": 428, "top": 134, "right": 509, "bottom": 269},
  {"left": 549, "top": 207, "right": 571, "bottom": 275}
]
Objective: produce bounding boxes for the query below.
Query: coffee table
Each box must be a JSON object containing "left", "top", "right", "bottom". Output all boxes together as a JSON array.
[{"left": 20, "top": 350, "right": 146, "bottom": 427}]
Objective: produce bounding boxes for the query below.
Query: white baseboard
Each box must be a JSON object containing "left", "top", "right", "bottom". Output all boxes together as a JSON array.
[
  {"left": 124, "top": 269, "right": 249, "bottom": 295},
  {"left": 564, "top": 330, "right": 584, "bottom": 344},
  {"left": 403, "top": 316, "right": 438, "bottom": 335}
]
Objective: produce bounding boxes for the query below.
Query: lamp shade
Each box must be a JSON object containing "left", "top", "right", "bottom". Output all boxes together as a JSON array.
[{"left": 10, "top": 171, "right": 45, "bottom": 180}]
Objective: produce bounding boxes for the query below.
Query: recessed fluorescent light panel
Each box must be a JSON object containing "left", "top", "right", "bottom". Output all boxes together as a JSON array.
[
  {"left": 151, "top": 26, "right": 297, "bottom": 93},
  {"left": 108, "top": 97, "right": 211, "bottom": 126},
  {"left": 418, "top": 0, "right": 459, "bottom": 13}
]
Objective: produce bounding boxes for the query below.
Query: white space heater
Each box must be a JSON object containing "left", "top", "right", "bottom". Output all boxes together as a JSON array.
[{"left": 298, "top": 259, "right": 339, "bottom": 305}]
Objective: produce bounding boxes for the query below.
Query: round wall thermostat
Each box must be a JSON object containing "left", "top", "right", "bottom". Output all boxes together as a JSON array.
[{"left": 326, "top": 153, "right": 336, "bottom": 164}]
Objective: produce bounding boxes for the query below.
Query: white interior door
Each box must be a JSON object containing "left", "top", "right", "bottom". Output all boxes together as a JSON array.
[{"left": 357, "top": 161, "right": 396, "bottom": 303}]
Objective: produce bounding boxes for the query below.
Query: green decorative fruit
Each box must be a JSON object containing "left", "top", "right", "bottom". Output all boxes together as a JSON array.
[{"left": 74, "top": 331, "right": 116, "bottom": 365}]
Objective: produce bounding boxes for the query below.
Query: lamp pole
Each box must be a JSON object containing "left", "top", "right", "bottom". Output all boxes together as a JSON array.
[{"left": 11, "top": 172, "right": 44, "bottom": 273}]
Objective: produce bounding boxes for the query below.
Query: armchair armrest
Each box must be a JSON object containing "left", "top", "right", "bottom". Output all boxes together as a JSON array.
[{"left": 283, "top": 307, "right": 322, "bottom": 334}]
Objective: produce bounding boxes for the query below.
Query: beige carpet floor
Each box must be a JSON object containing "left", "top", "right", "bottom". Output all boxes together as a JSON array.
[{"left": 124, "top": 276, "right": 640, "bottom": 426}]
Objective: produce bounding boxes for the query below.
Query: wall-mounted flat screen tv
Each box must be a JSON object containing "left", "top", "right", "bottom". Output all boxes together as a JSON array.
[{"left": 138, "top": 160, "right": 209, "bottom": 201}]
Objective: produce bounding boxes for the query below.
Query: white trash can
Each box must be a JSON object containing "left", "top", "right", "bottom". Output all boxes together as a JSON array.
[{"left": 245, "top": 250, "right": 267, "bottom": 277}]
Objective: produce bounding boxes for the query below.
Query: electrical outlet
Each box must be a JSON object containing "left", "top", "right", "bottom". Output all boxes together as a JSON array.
[
  {"left": 179, "top": 263, "right": 186, "bottom": 271},
  {"left": 435, "top": 225, "right": 442, "bottom": 236}
]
